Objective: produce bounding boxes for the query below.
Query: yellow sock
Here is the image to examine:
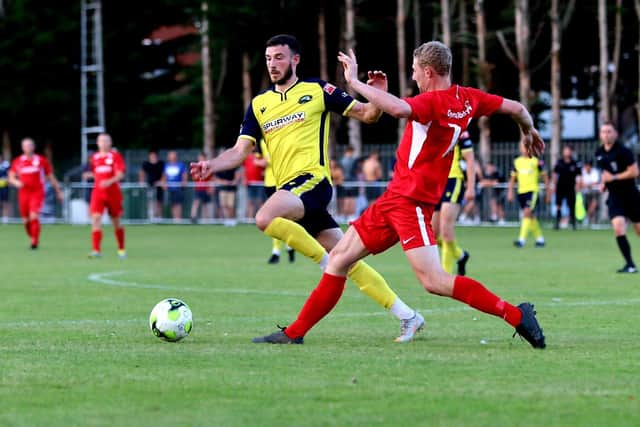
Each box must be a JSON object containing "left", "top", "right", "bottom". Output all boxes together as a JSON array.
[
  {"left": 519, "top": 218, "right": 531, "bottom": 241},
  {"left": 452, "top": 240, "right": 463, "bottom": 259},
  {"left": 531, "top": 218, "right": 543, "bottom": 239},
  {"left": 272, "top": 238, "right": 281, "bottom": 253},
  {"left": 347, "top": 260, "right": 397, "bottom": 309},
  {"left": 264, "top": 217, "right": 326, "bottom": 263},
  {"left": 441, "top": 241, "right": 456, "bottom": 274}
]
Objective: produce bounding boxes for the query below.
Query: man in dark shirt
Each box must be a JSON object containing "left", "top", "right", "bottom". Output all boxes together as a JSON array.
[
  {"left": 595, "top": 121, "right": 640, "bottom": 273},
  {"left": 139, "top": 149, "right": 165, "bottom": 220},
  {"left": 551, "top": 144, "right": 582, "bottom": 230}
]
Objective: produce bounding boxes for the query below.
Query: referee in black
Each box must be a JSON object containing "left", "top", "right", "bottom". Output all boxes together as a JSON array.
[
  {"left": 595, "top": 121, "right": 640, "bottom": 274},
  {"left": 551, "top": 143, "right": 582, "bottom": 230}
]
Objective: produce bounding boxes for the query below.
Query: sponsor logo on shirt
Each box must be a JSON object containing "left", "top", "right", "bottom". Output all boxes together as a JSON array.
[
  {"left": 323, "top": 83, "right": 336, "bottom": 95},
  {"left": 19, "top": 166, "right": 40, "bottom": 174},
  {"left": 298, "top": 95, "right": 312, "bottom": 104},
  {"left": 447, "top": 100, "right": 473, "bottom": 119},
  {"left": 262, "top": 112, "right": 305, "bottom": 134},
  {"left": 95, "top": 165, "right": 113, "bottom": 174}
]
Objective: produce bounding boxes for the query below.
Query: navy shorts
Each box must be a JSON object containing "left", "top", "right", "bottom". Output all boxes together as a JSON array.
[
  {"left": 280, "top": 173, "right": 339, "bottom": 237},
  {"left": 517, "top": 191, "right": 539, "bottom": 210},
  {"left": 168, "top": 189, "right": 184, "bottom": 205},
  {"left": 435, "top": 177, "right": 465, "bottom": 211}
]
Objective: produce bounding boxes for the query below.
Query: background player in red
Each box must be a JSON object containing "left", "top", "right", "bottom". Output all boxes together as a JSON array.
[
  {"left": 84, "top": 133, "right": 127, "bottom": 258},
  {"left": 8, "top": 137, "right": 63, "bottom": 249},
  {"left": 253, "top": 41, "right": 547, "bottom": 348}
]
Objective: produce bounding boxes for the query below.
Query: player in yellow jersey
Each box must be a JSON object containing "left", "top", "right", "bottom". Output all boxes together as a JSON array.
[
  {"left": 257, "top": 139, "right": 295, "bottom": 264},
  {"left": 190, "top": 34, "right": 422, "bottom": 342},
  {"left": 507, "top": 141, "right": 550, "bottom": 247},
  {"left": 431, "top": 130, "right": 475, "bottom": 275}
]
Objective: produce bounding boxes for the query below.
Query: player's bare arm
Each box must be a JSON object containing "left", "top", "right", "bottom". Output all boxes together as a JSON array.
[
  {"left": 507, "top": 174, "right": 516, "bottom": 202},
  {"left": 190, "top": 138, "right": 253, "bottom": 181},
  {"left": 496, "top": 98, "right": 544, "bottom": 157},
  {"left": 345, "top": 70, "right": 388, "bottom": 123},
  {"left": 47, "top": 173, "right": 64, "bottom": 200},
  {"left": 462, "top": 150, "right": 476, "bottom": 201},
  {"left": 602, "top": 162, "right": 639, "bottom": 183},
  {"left": 8, "top": 170, "right": 22, "bottom": 188},
  {"left": 99, "top": 170, "right": 125, "bottom": 189},
  {"left": 338, "top": 49, "right": 412, "bottom": 119}
]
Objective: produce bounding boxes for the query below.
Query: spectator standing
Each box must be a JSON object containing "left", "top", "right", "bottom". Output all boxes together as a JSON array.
[
  {"left": 480, "top": 162, "right": 506, "bottom": 224},
  {"left": 139, "top": 149, "right": 165, "bottom": 221},
  {"left": 215, "top": 166, "right": 241, "bottom": 225},
  {"left": 243, "top": 149, "right": 266, "bottom": 219},
  {"left": 550, "top": 144, "right": 582, "bottom": 230},
  {"left": 162, "top": 150, "right": 187, "bottom": 221},
  {"left": 0, "top": 153, "right": 10, "bottom": 223},
  {"left": 190, "top": 152, "right": 214, "bottom": 223},
  {"left": 580, "top": 159, "right": 601, "bottom": 225},
  {"left": 338, "top": 145, "right": 358, "bottom": 219},
  {"left": 329, "top": 158, "right": 345, "bottom": 218},
  {"left": 362, "top": 150, "right": 383, "bottom": 205}
]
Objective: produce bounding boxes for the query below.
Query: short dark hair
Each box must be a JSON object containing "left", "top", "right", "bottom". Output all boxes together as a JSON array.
[
  {"left": 266, "top": 34, "right": 301, "bottom": 55},
  {"left": 601, "top": 120, "right": 617, "bottom": 131}
]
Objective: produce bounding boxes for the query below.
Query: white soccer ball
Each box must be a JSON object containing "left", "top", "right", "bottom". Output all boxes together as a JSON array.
[{"left": 149, "top": 298, "right": 193, "bottom": 342}]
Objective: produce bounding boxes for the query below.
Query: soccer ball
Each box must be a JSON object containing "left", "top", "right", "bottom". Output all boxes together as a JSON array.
[{"left": 149, "top": 298, "right": 193, "bottom": 342}]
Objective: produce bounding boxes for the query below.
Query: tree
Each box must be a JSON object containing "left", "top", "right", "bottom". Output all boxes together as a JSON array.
[
  {"left": 596, "top": 0, "right": 622, "bottom": 124},
  {"left": 396, "top": 0, "right": 408, "bottom": 141},
  {"left": 635, "top": 0, "right": 640, "bottom": 128},
  {"left": 201, "top": 1, "right": 215, "bottom": 158},
  {"left": 550, "top": 0, "right": 575, "bottom": 166},
  {"left": 474, "top": 0, "right": 492, "bottom": 165},
  {"left": 343, "top": 0, "right": 362, "bottom": 155},
  {"left": 441, "top": 0, "right": 451, "bottom": 46}
]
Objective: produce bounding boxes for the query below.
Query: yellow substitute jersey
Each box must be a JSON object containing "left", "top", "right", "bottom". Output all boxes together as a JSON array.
[
  {"left": 238, "top": 78, "right": 357, "bottom": 188},
  {"left": 448, "top": 137, "right": 473, "bottom": 179},
  {"left": 259, "top": 139, "right": 276, "bottom": 188},
  {"left": 511, "top": 155, "right": 545, "bottom": 194}
]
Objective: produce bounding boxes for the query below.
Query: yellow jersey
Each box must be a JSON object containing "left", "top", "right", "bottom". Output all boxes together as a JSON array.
[
  {"left": 238, "top": 78, "right": 357, "bottom": 188},
  {"left": 511, "top": 156, "right": 544, "bottom": 194},
  {"left": 448, "top": 137, "right": 474, "bottom": 179},
  {"left": 259, "top": 139, "right": 276, "bottom": 188}
]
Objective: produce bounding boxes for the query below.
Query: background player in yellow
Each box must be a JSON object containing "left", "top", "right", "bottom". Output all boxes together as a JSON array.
[
  {"left": 507, "top": 141, "right": 549, "bottom": 248},
  {"left": 431, "top": 130, "right": 475, "bottom": 275},
  {"left": 190, "top": 34, "right": 422, "bottom": 342}
]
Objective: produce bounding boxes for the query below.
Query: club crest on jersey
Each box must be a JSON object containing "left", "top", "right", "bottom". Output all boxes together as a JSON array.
[
  {"left": 323, "top": 83, "right": 336, "bottom": 95},
  {"left": 298, "top": 95, "right": 312, "bottom": 104},
  {"left": 106, "top": 157, "right": 113, "bottom": 165},
  {"left": 262, "top": 112, "right": 305, "bottom": 134},
  {"left": 447, "top": 100, "right": 473, "bottom": 119}
]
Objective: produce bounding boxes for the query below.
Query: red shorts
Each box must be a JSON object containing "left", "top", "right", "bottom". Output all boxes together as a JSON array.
[
  {"left": 351, "top": 190, "right": 436, "bottom": 254},
  {"left": 90, "top": 190, "right": 123, "bottom": 217},
  {"left": 18, "top": 190, "right": 44, "bottom": 217}
]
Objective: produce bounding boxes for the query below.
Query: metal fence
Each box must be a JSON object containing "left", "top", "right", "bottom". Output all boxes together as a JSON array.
[{"left": 0, "top": 180, "right": 626, "bottom": 228}]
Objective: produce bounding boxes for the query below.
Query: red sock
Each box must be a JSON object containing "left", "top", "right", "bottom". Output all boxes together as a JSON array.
[
  {"left": 115, "top": 227, "right": 125, "bottom": 250},
  {"left": 92, "top": 230, "right": 102, "bottom": 252},
  {"left": 30, "top": 219, "right": 40, "bottom": 245},
  {"left": 284, "top": 273, "right": 347, "bottom": 339},
  {"left": 452, "top": 276, "right": 522, "bottom": 327},
  {"left": 24, "top": 220, "right": 32, "bottom": 238}
]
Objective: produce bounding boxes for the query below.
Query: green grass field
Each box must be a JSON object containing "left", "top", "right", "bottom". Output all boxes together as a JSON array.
[{"left": 1, "top": 223, "right": 639, "bottom": 427}]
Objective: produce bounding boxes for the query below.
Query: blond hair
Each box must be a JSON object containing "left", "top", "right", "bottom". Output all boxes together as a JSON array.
[{"left": 413, "top": 41, "right": 452, "bottom": 76}]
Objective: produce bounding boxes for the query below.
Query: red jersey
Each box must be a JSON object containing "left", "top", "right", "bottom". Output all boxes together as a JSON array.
[
  {"left": 90, "top": 150, "right": 125, "bottom": 194},
  {"left": 10, "top": 154, "right": 52, "bottom": 192},
  {"left": 387, "top": 85, "right": 503, "bottom": 204},
  {"left": 243, "top": 153, "right": 265, "bottom": 184}
]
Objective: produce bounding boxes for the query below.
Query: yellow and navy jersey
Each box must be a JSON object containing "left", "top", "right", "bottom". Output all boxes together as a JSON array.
[
  {"left": 511, "top": 155, "right": 544, "bottom": 194},
  {"left": 258, "top": 139, "right": 276, "bottom": 188},
  {"left": 448, "top": 137, "right": 473, "bottom": 179},
  {"left": 238, "top": 78, "right": 357, "bottom": 188}
]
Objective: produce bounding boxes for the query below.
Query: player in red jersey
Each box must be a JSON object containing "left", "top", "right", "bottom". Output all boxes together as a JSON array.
[
  {"left": 253, "top": 41, "right": 547, "bottom": 348},
  {"left": 8, "top": 138, "right": 63, "bottom": 249},
  {"left": 84, "top": 133, "right": 127, "bottom": 258}
]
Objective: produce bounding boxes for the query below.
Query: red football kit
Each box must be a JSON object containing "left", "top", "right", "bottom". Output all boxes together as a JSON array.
[
  {"left": 89, "top": 150, "right": 125, "bottom": 217},
  {"left": 10, "top": 154, "right": 51, "bottom": 217},
  {"left": 353, "top": 85, "right": 503, "bottom": 253}
]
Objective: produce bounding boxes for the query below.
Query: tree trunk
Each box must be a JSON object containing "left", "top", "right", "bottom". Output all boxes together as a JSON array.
[
  {"left": 441, "top": 0, "right": 451, "bottom": 46},
  {"left": 608, "top": 0, "right": 622, "bottom": 125},
  {"left": 241, "top": 52, "right": 252, "bottom": 110},
  {"left": 318, "top": 1, "right": 338, "bottom": 157},
  {"left": 459, "top": 0, "right": 470, "bottom": 85},
  {"left": 344, "top": 0, "right": 362, "bottom": 156},
  {"left": 515, "top": 0, "right": 531, "bottom": 108},
  {"left": 201, "top": 1, "right": 215, "bottom": 158},
  {"left": 474, "top": 0, "right": 491, "bottom": 165},
  {"left": 550, "top": 0, "right": 561, "bottom": 167},
  {"left": 413, "top": 0, "right": 421, "bottom": 48},
  {"left": 397, "top": 0, "right": 408, "bottom": 141},
  {"left": 598, "top": 0, "right": 610, "bottom": 123}
]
